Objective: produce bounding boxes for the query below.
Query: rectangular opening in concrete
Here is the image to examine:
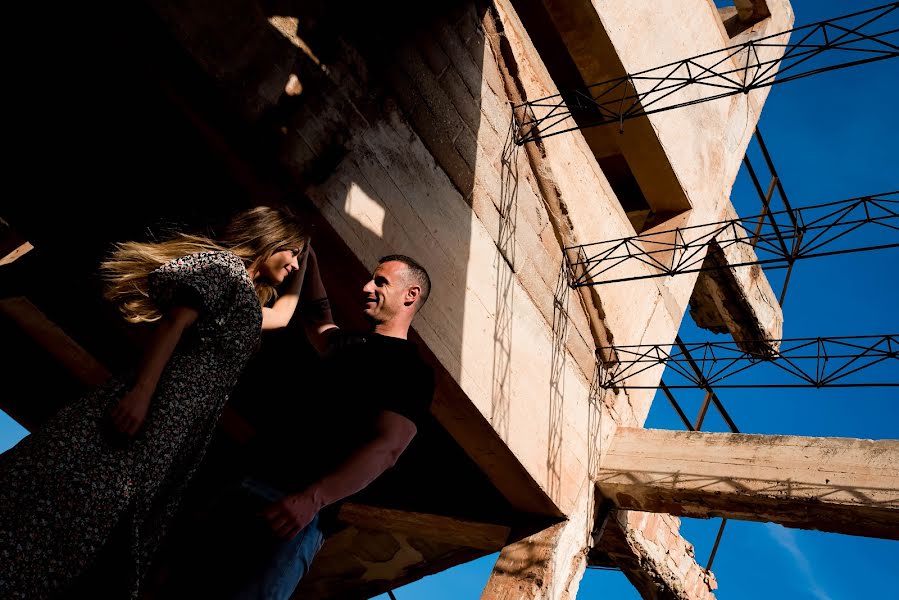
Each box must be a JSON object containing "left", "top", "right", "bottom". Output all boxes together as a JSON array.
[
  {"left": 714, "top": 0, "right": 771, "bottom": 38},
  {"left": 596, "top": 153, "right": 652, "bottom": 232}
]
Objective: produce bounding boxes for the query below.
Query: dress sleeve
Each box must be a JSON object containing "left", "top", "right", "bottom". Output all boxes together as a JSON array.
[{"left": 148, "top": 251, "right": 248, "bottom": 318}]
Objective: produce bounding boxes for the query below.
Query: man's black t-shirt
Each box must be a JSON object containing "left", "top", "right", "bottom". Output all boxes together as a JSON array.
[{"left": 246, "top": 329, "right": 434, "bottom": 525}]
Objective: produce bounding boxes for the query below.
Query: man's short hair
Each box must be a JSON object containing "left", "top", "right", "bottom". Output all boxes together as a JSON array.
[{"left": 379, "top": 254, "right": 431, "bottom": 310}]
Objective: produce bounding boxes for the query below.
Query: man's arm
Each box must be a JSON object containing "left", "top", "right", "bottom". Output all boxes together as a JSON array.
[
  {"left": 298, "top": 246, "right": 338, "bottom": 354},
  {"left": 263, "top": 410, "right": 417, "bottom": 540}
]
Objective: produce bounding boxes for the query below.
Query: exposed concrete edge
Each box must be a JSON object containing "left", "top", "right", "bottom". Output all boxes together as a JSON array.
[
  {"left": 483, "top": 2, "right": 617, "bottom": 363},
  {"left": 688, "top": 204, "right": 783, "bottom": 355},
  {"left": 338, "top": 503, "right": 511, "bottom": 551},
  {"left": 591, "top": 509, "right": 717, "bottom": 600},
  {"left": 481, "top": 487, "right": 593, "bottom": 600}
]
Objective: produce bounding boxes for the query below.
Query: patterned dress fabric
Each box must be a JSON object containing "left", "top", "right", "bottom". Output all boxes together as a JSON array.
[{"left": 0, "top": 251, "right": 261, "bottom": 599}]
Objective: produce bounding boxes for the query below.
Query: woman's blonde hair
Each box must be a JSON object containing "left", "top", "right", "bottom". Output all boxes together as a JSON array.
[{"left": 101, "top": 206, "right": 308, "bottom": 323}]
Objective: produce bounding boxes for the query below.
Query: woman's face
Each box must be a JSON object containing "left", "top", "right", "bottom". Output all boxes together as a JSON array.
[{"left": 259, "top": 246, "right": 301, "bottom": 284}]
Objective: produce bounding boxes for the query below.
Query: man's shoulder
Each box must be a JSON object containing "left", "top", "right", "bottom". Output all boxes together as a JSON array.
[
  {"left": 323, "top": 329, "right": 367, "bottom": 357},
  {"left": 326, "top": 330, "right": 433, "bottom": 384},
  {"left": 385, "top": 337, "right": 432, "bottom": 372}
]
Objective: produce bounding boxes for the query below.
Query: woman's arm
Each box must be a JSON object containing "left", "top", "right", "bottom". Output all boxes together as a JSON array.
[
  {"left": 298, "top": 246, "right": 338, "bottom": 355},
  {"left": 110, "top": 305, "right": 199, "bottom": 436},
  {"left": 261, "top": 250, "right": 310, "bottom": 331}
]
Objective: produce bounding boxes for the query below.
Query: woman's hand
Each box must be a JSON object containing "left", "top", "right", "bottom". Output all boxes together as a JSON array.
[
  {"left": 105, "top": 306, "right": 197, "bottom": 442},
  {"left": 109, "top": 387, "right": 153, "bottom": 437}
]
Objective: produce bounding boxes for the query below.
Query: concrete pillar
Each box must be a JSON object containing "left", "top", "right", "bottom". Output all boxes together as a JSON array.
[{"left": 481, "top": 490, "right": 591, "bottom": 600}]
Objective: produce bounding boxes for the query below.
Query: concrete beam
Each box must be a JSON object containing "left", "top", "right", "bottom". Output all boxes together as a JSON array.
[
  {"left": 598, "top": 428, "right": 899, "bottom": 539},
  {"left": 0, "top": 297, "right": 111, "bottom": 387},
  {"left": 0, "top": 297, "right": 112, "bottom": 430},
  {"left": 337, "top": 503, "right": 510, "bottom": 552},
  {"left": 0, "top": 241, "right": 33, "bottom": 266},
  {"left": 0, "top": 218, "right": 34, "bottom": 266}
]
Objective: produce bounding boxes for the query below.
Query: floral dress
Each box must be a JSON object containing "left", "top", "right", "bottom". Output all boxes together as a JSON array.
[{"left": 0, "top": 251, "right": 262, "bottom": 599}]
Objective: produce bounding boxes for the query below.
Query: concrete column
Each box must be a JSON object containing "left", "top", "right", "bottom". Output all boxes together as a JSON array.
[{"left": 481, "top": 490, "right": 592, "bottom": 600}]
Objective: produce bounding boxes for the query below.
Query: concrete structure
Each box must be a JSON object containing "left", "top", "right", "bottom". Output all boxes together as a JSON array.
[
  {"left": 599, "top": 428, "right": 899, "bottom": 540},
  {"left": 3, "top": 0, "right": 897, "bottom": 598}
]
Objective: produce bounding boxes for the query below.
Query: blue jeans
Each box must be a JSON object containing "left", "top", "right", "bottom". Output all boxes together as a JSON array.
[{"left": 228, "top": 478, "right": 324, "bottom": 600}]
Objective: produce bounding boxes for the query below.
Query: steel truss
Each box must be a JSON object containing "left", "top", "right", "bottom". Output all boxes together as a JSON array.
[
  {"left": 739, "top": 128, "right": 795, "bottom": 304},
  {"left": 599, "top": 334, "right": 899, "bottom": 389},
  {"left": 514, "top": 3, "right": 899, "bottom": 144},
  {"left": 566, "top": 191, "right": 899, "bottom": 287}
]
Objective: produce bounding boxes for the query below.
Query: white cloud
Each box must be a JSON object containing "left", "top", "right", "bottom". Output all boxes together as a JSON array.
[{"left": 766, "top": 524, "right": 832, "bottom": 600}]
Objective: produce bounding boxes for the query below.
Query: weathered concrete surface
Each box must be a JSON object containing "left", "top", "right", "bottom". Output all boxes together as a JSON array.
[
  {"left": 337, "top": 503, "right": 511, "bottom": 551},
  {"left": 532, "top": 0, "right": 691, "bottom": 218},
  {"left": 298, "top": 504, "right": 507, "bottom": 599},
  {"left": 592, "top": 510, "right": 717, "bottom": 600},
  {"left": 536, "top": 0, "right": 794, "bottom": 224},
  {"left": 721, "top": 0, "right": 786, "bottom": 41},
  {"left": 0, "top": 241, "right": 32, "bottom": 266},
  {"left": 688, "top": 249, "right": 783, "bottom": 355},
  {"left": 481, "top": 488, "right": 592, "bottom": 600},
  {"left": 300, "top": 520, "right": 487, "bottom": 599},
  {"left": 598, "top": 428, "right": 899, "bottom": 539},
  {"left": 688, "top": 203, "right": 784, "bottom": 355}
]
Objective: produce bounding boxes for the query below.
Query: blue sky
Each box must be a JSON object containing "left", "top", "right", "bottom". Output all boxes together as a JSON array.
[{"left": 2, "top": 1, "right": 896, "bottom": 599}]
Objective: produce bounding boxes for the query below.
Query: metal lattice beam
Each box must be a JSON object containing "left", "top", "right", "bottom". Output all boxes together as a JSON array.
[
  {"left": 566, "top": 191, "right": 899, "bottom": 286},
  {"left": 740, "top": 128, "right": 797, "bottom": 304},
  {"left": 599, "top": 334, "right": 899, "bottom": 389},
  {"left": 514, "top": 3, "right": 899, "bottom": 144}
]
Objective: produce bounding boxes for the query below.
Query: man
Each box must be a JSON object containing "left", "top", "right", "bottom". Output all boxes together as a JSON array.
[{"left": 171, "top": 250, "right": 434, "bottom": 599}]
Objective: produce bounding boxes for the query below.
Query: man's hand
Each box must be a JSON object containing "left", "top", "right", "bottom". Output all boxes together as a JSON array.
[
  {"left": 262, "top": 490, "right": 324, "bottom": 540},
  {"left": 109, "top": 388, "right": 152, "bottom": 437}
]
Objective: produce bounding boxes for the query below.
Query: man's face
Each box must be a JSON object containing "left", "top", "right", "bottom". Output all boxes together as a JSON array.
[{"left": 361, "top": 261, "right": 409, "bottom": 323}]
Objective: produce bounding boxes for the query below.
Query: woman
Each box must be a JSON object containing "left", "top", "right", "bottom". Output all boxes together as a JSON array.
[{"left": 0, "top": 206, "right": 309, "bottom": 599}]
